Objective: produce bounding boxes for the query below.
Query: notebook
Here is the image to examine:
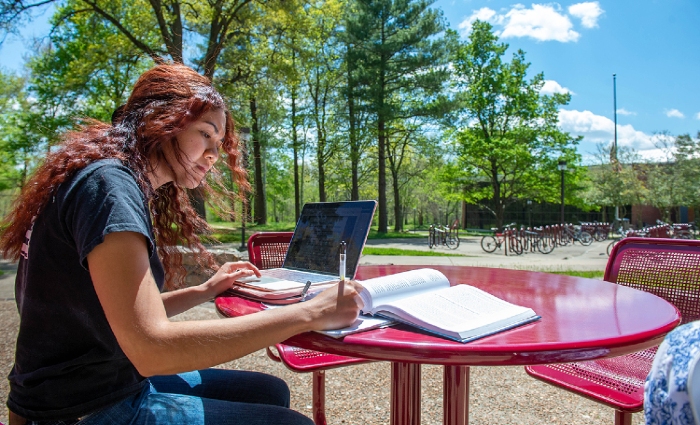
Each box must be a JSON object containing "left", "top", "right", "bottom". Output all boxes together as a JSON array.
[{"left": 242, "top": 200, "right": 377, "bottom": 291}]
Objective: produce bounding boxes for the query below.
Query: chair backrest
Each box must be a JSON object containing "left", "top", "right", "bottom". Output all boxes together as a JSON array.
[
  {"left": 606, "top": 237, "right": 700, "bottom": 324},
  {"left": 247, "top": 232, "right": 294, "bottom": 270}
]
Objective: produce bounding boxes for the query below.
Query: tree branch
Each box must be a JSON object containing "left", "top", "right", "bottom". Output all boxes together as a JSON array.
[{"left": 80, "top": 0, "right": 164, "bottom": 62}]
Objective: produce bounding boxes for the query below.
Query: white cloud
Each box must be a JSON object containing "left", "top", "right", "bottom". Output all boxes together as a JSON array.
[
  {"left": 458, "top": 3, "right": 605, "bottom": 42},
  {"left": 568, "top": 2, "right": 604, "bottom": 28},
  {"left": 458, "top": 7, "right": 499, "bottom": 35},
  {"left": 694, "top": 112, "right": 700, "bottom": 120},
  {"left": 616, "top": 108, "right": 636, "bottom": 116},
  {"left": 558, "top": 109, "right": 658, "bottom": 154},
  {"left": 666, "top": 109, "right": 685, "bottom": 118},
  {"left": 501, "top": 4, "right": 579, "bottom": 42},
  {"left": 541, "top": 80, "right": 574, "bottom": 95}
]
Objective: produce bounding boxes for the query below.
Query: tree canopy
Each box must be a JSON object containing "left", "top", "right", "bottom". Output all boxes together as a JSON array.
[
  {"left": 1, "top": 1, "right": 695, "bottom": 230},
  {"left": 450, "top": 21, "right": 581, "bottom": 228}
]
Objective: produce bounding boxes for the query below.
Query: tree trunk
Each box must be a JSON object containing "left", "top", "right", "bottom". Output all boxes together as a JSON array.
[
  {"left": 317, "top": 130, "right": 326, "bottom": 203},
  {"left": 392, "top": 165, "right": 402, "bottom": 232},
  {"left": 292, "top": 90, "right": 301, "bottom": 221},
  {"left": 148, "top": 0, "right": 183, "bottom": 63},
  {"left": 491, "top": 160, "right": 503, "bottom": 229},
  {"left": 291, "top": 53, "right": 301, "bottom": 221},
  {"left": 347, "top": 47, "right": 360, "bottom": 201},
  {"left": 377, "top": 23, "right": 388, "bottom": 233},
  {"left": 250, "top": 97, "right": 266, "bottom": 225},
  {"left": 378, "top": 118, "right": 387, "bottom": 233}
]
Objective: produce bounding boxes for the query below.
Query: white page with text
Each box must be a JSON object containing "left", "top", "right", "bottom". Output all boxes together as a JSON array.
[{"left": 359, "top": 268, "right": 449, "bottom": 312}]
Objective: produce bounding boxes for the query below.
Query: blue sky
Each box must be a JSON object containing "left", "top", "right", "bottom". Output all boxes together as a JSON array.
[
  {"left": 436, "top": 0, "right": 700, "bottom": 162},
  {"left": 1, "top": 1, "right": 698, "bottom": 163}
]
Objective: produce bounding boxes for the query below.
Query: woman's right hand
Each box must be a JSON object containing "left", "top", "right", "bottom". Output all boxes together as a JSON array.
[{"left": 301, "top": 280, "right": 364, "bottom": 331}]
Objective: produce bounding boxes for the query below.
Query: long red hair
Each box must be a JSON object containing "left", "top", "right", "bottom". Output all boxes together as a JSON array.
[{"left": 0, "top": 63, "right": 250, "bottom": 290}]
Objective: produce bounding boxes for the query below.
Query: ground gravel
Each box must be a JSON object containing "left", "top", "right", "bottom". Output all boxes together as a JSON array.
[{"left": 0, "top": 295, "right": 648, "bottom": 424}]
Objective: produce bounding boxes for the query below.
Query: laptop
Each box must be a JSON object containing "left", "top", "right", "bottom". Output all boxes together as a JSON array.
[{"left": 243, "top": 200, "right": 377, "bottom": 291}]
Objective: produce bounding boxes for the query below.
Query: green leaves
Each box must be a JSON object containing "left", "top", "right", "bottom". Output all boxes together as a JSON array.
[{"left": 451, "top": 20, "right": 580, "bottom": 226}]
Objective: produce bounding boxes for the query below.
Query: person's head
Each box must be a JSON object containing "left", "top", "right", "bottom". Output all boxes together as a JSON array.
[
  {"left": 112, "top": 63, "right": 242, "bottom": 192},
  {"left": 1, "top": 63, "right": 249, "bottom": 289}
]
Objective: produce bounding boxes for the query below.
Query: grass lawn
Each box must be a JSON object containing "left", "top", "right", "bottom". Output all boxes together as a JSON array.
[
  {"left": 209, "top": 222, "right": 428, "bottom": 244},
  {"left": 546, "top": 270, "right": 605, "bottom": 279}
]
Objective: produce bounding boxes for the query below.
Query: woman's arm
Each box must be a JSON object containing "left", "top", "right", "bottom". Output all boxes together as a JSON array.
[
  {"left": 160, "top": 261, "right": 261, "bottom": 317},
  {"left": 87, "top": 231, "right": 362, "bottom": 377}
]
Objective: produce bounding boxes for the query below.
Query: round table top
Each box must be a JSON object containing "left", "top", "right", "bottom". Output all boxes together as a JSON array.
[{"left": 215, "top": 265, "right": 680, "bottom": 366}]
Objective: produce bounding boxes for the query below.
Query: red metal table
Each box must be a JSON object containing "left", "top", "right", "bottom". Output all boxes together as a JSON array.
[{"left": 215, "top": 265, "right": 680, "bottom": 425}]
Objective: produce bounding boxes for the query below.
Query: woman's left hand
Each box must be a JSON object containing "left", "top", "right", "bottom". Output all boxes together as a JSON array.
[{"left": 202, "top": 261, "right": 261, "bottom": 298}]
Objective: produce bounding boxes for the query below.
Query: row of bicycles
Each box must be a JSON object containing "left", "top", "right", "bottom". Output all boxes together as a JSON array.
[
  {"left": 480, "top": 223, "right": 607, "bottom": 256},
  {"left": 427, "top": 224, "right": 460, "bottom": 249},
  {"left": 605, "top": 220, "right": 697, "bottom": 255},
  {"left": 429, "top": 219, "right": 698, "bottom": 256}
]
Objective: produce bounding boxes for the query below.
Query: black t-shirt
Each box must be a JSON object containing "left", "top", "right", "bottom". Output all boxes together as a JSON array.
[{"left": 7, "top": 159, "right": 165, "bottom": 421}]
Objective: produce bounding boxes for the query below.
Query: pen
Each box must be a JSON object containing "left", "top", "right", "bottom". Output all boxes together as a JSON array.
[
  {"left": 338, "top": 241, "right": 347, "bottom": 295},
  {"left": 300, "top": 280, "right": 312, "bottom": 301}
]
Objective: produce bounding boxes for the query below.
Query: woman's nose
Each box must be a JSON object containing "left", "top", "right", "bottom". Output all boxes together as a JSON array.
[{"left": 205, "top": 145, "right": 219, "bottom": 162}]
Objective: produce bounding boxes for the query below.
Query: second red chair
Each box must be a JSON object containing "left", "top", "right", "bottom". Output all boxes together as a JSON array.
[{"left": 246, "top": 232, "right": 373, "bottom": 425}]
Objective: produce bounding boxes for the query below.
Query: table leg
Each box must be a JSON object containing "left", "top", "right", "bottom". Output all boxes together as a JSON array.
[
  {"left": 443, "top": 365, "right": 470, "bottom": 425},
  {"left": 391, "top": 362, "right": 421, "bottom": 425}
]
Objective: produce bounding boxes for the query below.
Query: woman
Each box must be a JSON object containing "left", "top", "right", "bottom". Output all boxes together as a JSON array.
[
  {"left": 1, "top": 63, "right": 362, "bottom": 425},
  {"left": 645, "top": 321, "right": 700, "bottom": 425}
]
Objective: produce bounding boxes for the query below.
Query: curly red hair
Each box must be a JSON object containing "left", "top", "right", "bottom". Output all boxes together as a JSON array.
[{"left": 0, "top": 63, "right": 249, "bottom": 290}]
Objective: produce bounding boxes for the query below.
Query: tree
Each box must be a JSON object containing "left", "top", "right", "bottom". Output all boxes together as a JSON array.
[
  {"left": 1, "top": 0, "right": 263, "bottom": 219},
  {"left": 385, "top": 119, "right": 436, "bottom": 231},
  {"left": 1, "top": 0, "right": 259, "bottom": 78},
  {"left": 345, "top": 0, "right": 450, "bottom": 233},
  {"left": 0, "top": 71, "right": 31, "bottom": 190},
  {"left": 580, "top": 143, "right": 646, "bottom": 222},
  {"left": 644, "top": 133, "right": 700, "bottom": 222},
  {"left": 451, "top": 21, "right": 580, "bottom": 228},
  {"left": 302, "top": 0, "right": 344, "bottom": 203},
  {"left": 672, "top": 133, "right": 700, "bottom": 208}
]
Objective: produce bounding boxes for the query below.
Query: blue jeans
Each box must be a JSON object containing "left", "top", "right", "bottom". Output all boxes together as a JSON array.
[{"left": 32, "top": 369, "right": 314, "bottom": 425}]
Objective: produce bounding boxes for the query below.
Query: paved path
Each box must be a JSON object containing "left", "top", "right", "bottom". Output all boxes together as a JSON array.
[{"left": 362, "top": 235, "right": 609, "bottom": 271}]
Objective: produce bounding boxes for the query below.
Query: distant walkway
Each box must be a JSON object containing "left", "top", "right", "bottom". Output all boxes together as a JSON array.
[{"left": 362, "top": 236, "right": 609, "bottom": 271}]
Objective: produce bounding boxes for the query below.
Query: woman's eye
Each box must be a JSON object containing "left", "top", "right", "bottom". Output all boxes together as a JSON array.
[{"left": 201, "top": 131, "right": 210, "bottom": 139}]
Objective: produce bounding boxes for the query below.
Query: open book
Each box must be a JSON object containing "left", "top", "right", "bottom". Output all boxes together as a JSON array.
[{"left": 350, "top": 268, "right": 539, "bottom": 343}]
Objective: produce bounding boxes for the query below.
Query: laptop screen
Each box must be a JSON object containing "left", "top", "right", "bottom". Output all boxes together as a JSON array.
[{"left": 283, "top": 200, "right": 377, "bottom": 278}]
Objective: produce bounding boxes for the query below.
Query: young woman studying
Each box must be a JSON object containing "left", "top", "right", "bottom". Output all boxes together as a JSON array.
[{"left": 1, "top": 63, "right": 363, "bottom": 425}]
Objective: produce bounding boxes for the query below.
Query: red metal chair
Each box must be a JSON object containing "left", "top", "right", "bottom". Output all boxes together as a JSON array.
[
  {"left": 525, "top": 237, "right": 700, "bottom": 425},
  {"left": 245, "top": 232, "right": 372, "bottom": 425}
]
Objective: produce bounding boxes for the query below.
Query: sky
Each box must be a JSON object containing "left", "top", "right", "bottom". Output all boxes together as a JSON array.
[
  {"left": 1, "top": 1, "right": 699, "bottom": 163},
  {"left": 435, "top": 0, "right": 700, "bottom": 162}
]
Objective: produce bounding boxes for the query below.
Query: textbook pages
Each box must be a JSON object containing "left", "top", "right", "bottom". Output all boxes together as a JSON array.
[{"left": 357, "top": 268, "right": 539, "bottom": 343}]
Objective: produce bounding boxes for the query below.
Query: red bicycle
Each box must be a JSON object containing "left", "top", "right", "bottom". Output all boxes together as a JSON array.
[{"left": 480, "top": 223, "right": 523, "bottom": 255}]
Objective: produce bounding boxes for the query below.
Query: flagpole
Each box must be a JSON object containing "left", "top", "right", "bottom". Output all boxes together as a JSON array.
[{"left": 613, "top": 74, "right": 619, "bottom": 222}]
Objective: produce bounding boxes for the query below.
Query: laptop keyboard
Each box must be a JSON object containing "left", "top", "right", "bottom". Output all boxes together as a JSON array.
[{"left": 263, "top": 268, "right": 335, "bottom": 283}]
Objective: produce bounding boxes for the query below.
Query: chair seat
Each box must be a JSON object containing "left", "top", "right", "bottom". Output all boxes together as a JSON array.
[
  {"left": 525, "top": 346, "right": 657, "bottom": 412},
  {"left": 271, "top": 344, "right": 371, "bottom": 373}
]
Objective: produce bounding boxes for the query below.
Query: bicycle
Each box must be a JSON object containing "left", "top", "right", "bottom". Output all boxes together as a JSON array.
[
  {"left": 480, "top": 223, "right": 523, "bottom": 255},
  {"left": 559, "top": 225, "right": 593, "bottom": 246},
  {"left": 582, "top": 221, "right": 609, "bottom": 242},
  {"left": 526, "top": 227, "right": 556, "bottom": 254},
  {"left": 606, "top": 228, "right": 648, "bottom": 256},
  {"left": 428, "top": 224, "right": 460, "bottom": 250},
  {"left": 656, "top": 220, "right": 695, "bottom": 239}
]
